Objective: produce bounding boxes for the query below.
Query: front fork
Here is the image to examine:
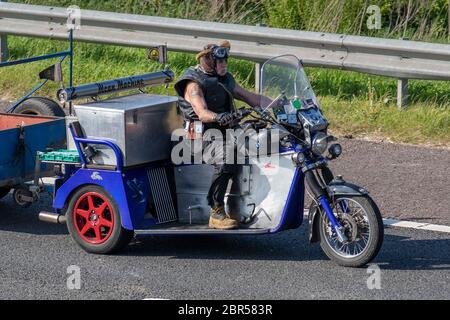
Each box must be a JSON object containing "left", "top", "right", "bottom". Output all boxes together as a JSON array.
[
  {"left": 305, "top": 168, "right": 348, "bottom": 242},
  {"left": 318, "top": 195, "right": 348, "bottom": 242}
]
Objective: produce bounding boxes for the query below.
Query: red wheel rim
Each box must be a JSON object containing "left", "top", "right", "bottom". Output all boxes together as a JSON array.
[{"left": 73, "top": 192, "right": 115, "bottom": 245}]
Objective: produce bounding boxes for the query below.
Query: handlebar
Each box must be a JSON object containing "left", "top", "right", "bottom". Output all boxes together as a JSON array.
[{"left": 233, "top": 108, "right": 252, "bottom": 119}]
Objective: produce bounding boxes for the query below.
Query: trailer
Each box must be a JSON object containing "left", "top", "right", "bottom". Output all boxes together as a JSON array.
[
  {"left": 0, "top": 113, "right": 65, "bottom": 206},
  {"left": 0, "top": 29, "right": 170, "bottom": 209}
]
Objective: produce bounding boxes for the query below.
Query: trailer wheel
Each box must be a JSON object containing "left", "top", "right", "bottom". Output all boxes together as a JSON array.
[
  {"left": 0, "top": 187, "right": 11, "bottom": 200},
  {"left": 13, "top": 97, "right": 65, "bottom": 117},
  {"left": 66, "top": 185, "right": 133, "bottom": 254},
  {"left": 12, "top": 187, "right": 33, "bottom": 208}
]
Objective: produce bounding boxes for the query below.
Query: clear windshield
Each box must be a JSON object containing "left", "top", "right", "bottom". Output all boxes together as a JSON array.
[{"left": 259, "top": 54, "right": 319, "bottom": 109}]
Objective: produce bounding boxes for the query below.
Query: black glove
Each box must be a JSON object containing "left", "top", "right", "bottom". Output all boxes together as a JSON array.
[
  {"left": 237, "top": 108, "right": 252, "bottom": 118},
  {"left": 215, "top": 112, "right": 234, "bottom": 126}
]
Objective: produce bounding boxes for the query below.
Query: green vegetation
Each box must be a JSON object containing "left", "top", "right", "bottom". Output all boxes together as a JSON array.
[
  {"left": 1, "top": 0, "right": 449, "bottom": 146},
  {"left": 16, "top": 0, "right": 450, "bottom": 41}
]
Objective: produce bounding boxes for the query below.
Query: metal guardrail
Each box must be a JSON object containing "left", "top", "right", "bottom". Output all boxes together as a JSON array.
[{"left": 1, "top": 2, "right": 450, "bottom": 107}]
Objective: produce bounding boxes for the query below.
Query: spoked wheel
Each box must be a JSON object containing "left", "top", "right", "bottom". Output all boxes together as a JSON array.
[
  {"left": 66, "top": 185, "right": 133, "bottom": 254},
  {"left": 319, "top": 195, "right": 384, "bottom": 267}
]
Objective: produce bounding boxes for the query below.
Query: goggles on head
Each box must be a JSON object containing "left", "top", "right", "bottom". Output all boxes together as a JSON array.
[{"left": 211, "top": 46, "right": 229, "bottom": 60}]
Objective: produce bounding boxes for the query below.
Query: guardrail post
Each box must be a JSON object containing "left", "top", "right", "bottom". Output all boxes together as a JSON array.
[
  {"left": 397, "top": 78, "right": 408, "bottom": 108},
  {"left": 0, "top": 0, "right": 8, "bottom": 62},
  {"left": 254, "top": 23, "right": 267, "bottom": 94},
  {"left": 255, "top": 62, "right": 261, "bottom": 93}
]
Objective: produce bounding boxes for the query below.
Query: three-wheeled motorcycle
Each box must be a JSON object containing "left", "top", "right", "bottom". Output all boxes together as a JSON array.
[{"left": 40, "top": 54, "right": 383, "bottom": 267}]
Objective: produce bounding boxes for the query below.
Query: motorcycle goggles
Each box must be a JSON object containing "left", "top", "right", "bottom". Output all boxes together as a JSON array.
[{"left": 211, "top": 46, "right": 229, "bottom": 60}]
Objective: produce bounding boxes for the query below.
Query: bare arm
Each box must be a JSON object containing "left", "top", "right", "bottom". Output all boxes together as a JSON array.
[
  {"left": 184, "top": 81, "right": 217, "bottom": 123},
  {"left": 233, "top": 83, "right": 272, "bottom": 109}
]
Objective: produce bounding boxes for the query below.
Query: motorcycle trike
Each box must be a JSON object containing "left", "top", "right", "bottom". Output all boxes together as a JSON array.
[{"left": 41, "top": 54, "right": 383, "bottom": 267}]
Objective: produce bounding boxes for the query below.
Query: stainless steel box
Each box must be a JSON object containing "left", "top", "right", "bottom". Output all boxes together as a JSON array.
[{"left": 73, "top": 94, "right": 181, "bottom": 167}]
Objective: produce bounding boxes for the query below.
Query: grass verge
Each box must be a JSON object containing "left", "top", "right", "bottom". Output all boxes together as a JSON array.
[{"left": 1, "top": 36, "right": 449, "bottom": 147}]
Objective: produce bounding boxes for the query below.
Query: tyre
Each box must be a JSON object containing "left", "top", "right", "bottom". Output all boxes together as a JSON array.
[
  {"left": 0, "top": 187, "right": 11, "bottom": 200},
  {"left": 318, "top": 195, "right": 384, "bottom": 267},
  {"left": 66, "top": 185, "right": 134, "bottom": 254},
  {"left": 12, "top": 97, "right": 65, "bottom": 117}
]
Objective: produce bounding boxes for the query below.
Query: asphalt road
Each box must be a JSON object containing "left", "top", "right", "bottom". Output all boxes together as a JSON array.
[
  {"left": 327, "top": 138, "right": 450, "bottom": 226},
  {"left": 0, "top": 192, "right": 449, "bottom": 300},
  {"left": 2, "top": 98, "right": 449, "bottom": 225},
  {"left": 0, "top": 110, "right": 448, "bottom": 300}
]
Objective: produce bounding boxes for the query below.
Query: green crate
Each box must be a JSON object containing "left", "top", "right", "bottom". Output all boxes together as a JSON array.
[{"left": 37, "top": 149, "right": 81, "bottom": 163}]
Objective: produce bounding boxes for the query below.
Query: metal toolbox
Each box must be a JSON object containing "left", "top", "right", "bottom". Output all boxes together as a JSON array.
[{"left": 73, "top": 94, "right": 181, "bottom": 167}]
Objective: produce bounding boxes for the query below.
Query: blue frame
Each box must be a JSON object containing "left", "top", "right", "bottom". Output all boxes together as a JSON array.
[
  {"left": 54, "top": 128, "right": 161, "bottom": 230},
  {"left": 0, "top": 30, "right": 74, "bottom": 113},
  {"left": 69, "top": 125, "right": 124, "bottom": 172}
]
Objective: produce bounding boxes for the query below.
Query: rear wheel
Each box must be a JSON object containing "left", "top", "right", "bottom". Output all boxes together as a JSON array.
[
  {"left": 66, "top": 185, "right": 133, "bottom": 254},
  {"left": 319, "top": 195, "right": 384, "bottom": 267},
  {"left": 12, "top": 97, "right": 65, "bottom": 117}
]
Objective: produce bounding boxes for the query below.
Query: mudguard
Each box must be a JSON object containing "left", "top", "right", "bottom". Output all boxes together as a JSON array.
[
  {"left": 53, "top": 168, "right": 135, "bottom": 230},
  {"left": 327, "top": 178, "right": 369, "bottom": 197}
]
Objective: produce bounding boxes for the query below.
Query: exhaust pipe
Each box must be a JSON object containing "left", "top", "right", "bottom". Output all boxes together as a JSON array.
[{"left": 39, "top": 211, "right": 67, "bottom": 224}]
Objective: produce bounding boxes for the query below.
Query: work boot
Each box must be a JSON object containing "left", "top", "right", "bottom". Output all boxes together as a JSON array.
[
  {"left": 226, "top": 199, "right": 241, "bottom": 223},
  {"left": 209, "top": 206, "right": 238, "bottom": 230},
  {"left": 227, "top": 210, "right": 241, "bottom": 224}
]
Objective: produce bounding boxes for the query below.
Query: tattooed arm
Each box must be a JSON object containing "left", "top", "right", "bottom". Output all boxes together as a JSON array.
[{"left": 184, "top": 81, "right": 217, "bottom": 123}]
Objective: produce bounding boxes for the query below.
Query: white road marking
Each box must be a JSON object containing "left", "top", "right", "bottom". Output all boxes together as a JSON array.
[
  {"left": 383, "top": 219, "right": 450, "bottom": 233},
  {"left": 303, "top": 210, "right": 450, "bottom": 233}
]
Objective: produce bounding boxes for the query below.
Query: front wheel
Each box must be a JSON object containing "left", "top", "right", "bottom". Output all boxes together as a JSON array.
[
  {"left": 66, "top": 185, "right": 134, "bottom": 254},
  {"left": 318, "top": 195, "right": 384, "bottom": 267}
]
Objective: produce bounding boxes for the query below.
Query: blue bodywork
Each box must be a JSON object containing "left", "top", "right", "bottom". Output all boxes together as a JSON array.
[
  {"left": 53, "top": 166, "right": 159, "bottom": 230},
  {"left": 53, "top": 131, "right": 307, "bottom": 233},
  {"left": 0, "top": 114, "right": 66, "bottom": 188},
  {"left": 53, "top": 129, "right": 160, "bottom": 230},
  {"left": 270, "top": 168, "right": 305, "bottom": 233}
]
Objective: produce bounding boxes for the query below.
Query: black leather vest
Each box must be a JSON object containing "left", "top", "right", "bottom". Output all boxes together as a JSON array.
[{"left": 174, "top": 67, "right": 236, "bottom": 128}]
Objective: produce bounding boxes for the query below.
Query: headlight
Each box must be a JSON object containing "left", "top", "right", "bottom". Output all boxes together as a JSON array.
[
  {"left": 311, "top": 132, "right": 328, "bottom": 155},
  {"left": 328, "top": 143, "right": 342, "bottom": 158},
  {"left": 291, "top": 152, "right": 306, "bottom": 166}
]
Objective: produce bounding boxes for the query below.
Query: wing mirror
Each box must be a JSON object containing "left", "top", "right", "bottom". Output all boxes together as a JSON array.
[{"left": 39, "top": 61, "right": 63, "bottom": 82}]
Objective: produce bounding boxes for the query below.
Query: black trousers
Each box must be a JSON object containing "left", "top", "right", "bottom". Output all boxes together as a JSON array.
[
  {"left": 202, "top": 139, "right": 242, "bottom": 208},
  {"left": 177, "top": 134, "right": 243, "bottom": 209},
  {"left": 207, "top": 163, "right": 240, "bottom": 208}
]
